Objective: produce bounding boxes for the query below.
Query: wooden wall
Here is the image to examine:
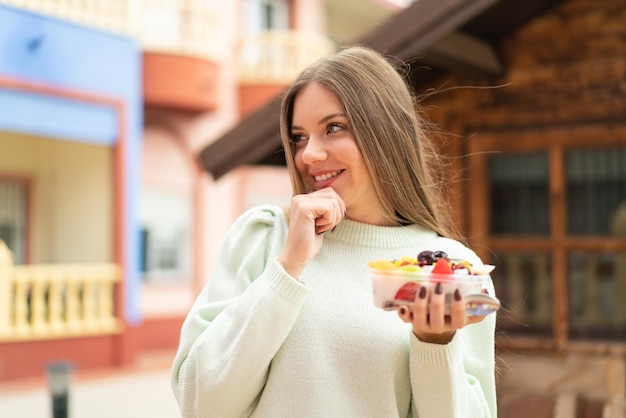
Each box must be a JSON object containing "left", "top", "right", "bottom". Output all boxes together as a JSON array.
[
  {"left": 424, "top": 0, "right": 626, "bottom": 132},
  {"left": 420, "top": 0, "right": 626, "bottom": 416}
]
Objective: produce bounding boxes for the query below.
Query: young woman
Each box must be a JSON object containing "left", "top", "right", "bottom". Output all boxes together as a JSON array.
[{"left": 171, "top": 45, "right": 497, "bottom": 417}]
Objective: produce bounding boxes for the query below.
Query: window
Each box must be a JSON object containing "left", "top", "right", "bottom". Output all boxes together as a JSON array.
[
  {"left": 566, "top": 148, "right": 626, "bottom": 235},
  {"left": 242, "top": 0, "right": 289, "bottom": 34},
  {"left": 0, "top": 179, "right": 27, "bottom": 264},
  {"left": 139, "top": 187, "right": 192, "bottom": 282},
  {"left": 565, "top": 147, "right": 626, "bottom": 340},
  {"left": 489, "top": 152, "right": 550, "bottom": 235},
  {"left": 467, "top": 133, "right": 626, "bottom": 350},
  {"left": 490, "top": 250, "right": 553, "bottom": 337}
]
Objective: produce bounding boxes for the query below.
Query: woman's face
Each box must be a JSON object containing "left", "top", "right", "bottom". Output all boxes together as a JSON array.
[{"left": 291, "top": 82, "right": 388, "bottom": 224}]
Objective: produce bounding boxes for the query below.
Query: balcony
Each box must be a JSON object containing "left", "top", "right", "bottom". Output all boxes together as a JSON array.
[
  {"left": 0, "top": 241, "right": 122, "bottom": 342},
  {"left": 143, "top": 52, "right": 219, "bottom": 112},
  {"left": 237, "top": 30, "right": 335, "bottom": 117},
  {"left": 4, "top": 0, "right": 224, "bottom": 112}
]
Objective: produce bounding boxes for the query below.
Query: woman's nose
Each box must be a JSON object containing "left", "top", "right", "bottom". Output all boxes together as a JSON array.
[{"left": 301, "top": 137, "right": 327, "bottom": 164}]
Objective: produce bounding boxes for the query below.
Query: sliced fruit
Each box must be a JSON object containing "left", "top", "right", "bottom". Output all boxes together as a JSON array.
[
  {"left": 431, "top": 258, "right": 454, "bottom": 274},
  {"left": 368, "top": 260, "right": 397, "bottom": 270},
  {"left": 394, "top": 282, "right": 420, "bottom": 301},
  {"left": 469, "top": 264, "right": 496, "bottom": 275},
  {"left": 451, "top": 259, "right": 472, "bottom": 270},
  {"left": 399, "top": 255, "right": 418, "bottom": 265}
]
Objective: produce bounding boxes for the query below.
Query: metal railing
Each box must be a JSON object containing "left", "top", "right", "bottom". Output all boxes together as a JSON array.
[{"left": 0, "top": 241, "right": 122, "bottom": 341}]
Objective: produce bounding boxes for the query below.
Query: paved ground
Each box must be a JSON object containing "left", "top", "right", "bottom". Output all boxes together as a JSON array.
[{"left": 0, "top": 350, "right": 180, "bottom": 418}]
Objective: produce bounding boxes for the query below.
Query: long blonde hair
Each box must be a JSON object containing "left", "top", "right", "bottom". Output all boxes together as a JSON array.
[{"left": 279, "top": 45, "right": 458, "bottom": 239}]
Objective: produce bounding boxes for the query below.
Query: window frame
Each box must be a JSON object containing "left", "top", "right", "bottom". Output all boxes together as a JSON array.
[
  {"left": 139, "top": 186, "right": 193, "bottom": 283},
  {"left": 0, "top": 174, "right": 31, "bottom": 265},
  {"left": 465, "top": 124, "right": 626, "bottom": 353},
  {"left": 242, "top": 0, "right": 290, "bottom": 34}
]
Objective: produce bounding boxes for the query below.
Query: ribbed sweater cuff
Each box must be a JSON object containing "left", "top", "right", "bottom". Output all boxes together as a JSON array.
[
  {"left": 265, "top": 258, "right": 309, "bottom": 302},
  {"left": 410, "top": 331, "right": 463, "bottom": 367}
]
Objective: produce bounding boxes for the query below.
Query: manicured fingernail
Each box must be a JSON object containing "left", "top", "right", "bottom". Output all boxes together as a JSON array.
[
  {"left": 454, "top": 288, "right": 462, "bottom": 301},
  {"left": 399, "top": 306, "right": 407, "bottom": 315},
  {"left": 418, "top": 286, "right": 427, "bottom": 299},
  {"left": 482, "top": 288, "right": 490, "bottom": 295},
  {"left": 331, "top": 225, "right": 337, "bottom": 233},
  {"left": 435, "top": 283, "right": 443, "bottom": 294}
]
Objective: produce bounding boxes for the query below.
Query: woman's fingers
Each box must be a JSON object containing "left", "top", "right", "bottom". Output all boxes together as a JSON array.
[
  {"left": 293, "top": 188, "right": 345, "bottom": 234},
  {"left": 426, "top": 283, "right": 446, "bottom": 332},
  {"left": 278, "top": 188, "right": 346, "bottom": 276},
  {"left": 448, "top": 289, "right": 467, "bottom": 329},
  {"left": 411, "top": 286, "right": 428, "bottom": 329},
  {"left": 399, "top": 286, "right": 491, "bottom": 339}
]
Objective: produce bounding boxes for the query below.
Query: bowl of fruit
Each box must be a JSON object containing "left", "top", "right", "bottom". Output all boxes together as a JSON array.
[{"left": 368, "top": 250, "right": 499, "bottom": 315}]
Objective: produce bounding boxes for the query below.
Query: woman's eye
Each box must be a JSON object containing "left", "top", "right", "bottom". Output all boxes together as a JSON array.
[
  {"left": 327, "top": 123, "right": 345, "bottom": 134},
  {"left": 289, "top": 133, "right": 307, "bottom": 144}
]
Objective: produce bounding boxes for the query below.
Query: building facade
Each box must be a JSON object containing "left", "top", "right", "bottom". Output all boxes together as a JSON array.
[{"left": 0, "top": 0, "right": 335, "bottom": 380}]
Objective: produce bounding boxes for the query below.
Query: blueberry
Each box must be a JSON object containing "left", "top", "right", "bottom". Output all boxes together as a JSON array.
[
  {"left": 417, "top": 250, "right": 434, "bottom": 263},
  {"left": 433, "top": 250, "right": 448, "bottom": 260}
]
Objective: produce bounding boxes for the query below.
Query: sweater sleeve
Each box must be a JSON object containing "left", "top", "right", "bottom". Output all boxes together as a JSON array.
[
  {"left": 409, "top": 239, "right": 498, "bottom": 418},
  {"left": 409, "top": 313, "right": 497, "bottom": 418},
  {"left": 171, "top": 205, "right": 309, "bottom": 418}
]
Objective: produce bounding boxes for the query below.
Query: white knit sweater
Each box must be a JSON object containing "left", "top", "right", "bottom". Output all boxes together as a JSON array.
[{"left": 171, "top": 205, "right": 497, "bottom": 417}]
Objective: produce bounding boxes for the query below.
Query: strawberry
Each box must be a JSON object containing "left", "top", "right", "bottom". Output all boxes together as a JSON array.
[
  {"left": 394, "top": 282, "right": 420, "bottom": 301},
  {"left": 431, "top": 258, "right": 454, "bottom": 274}
]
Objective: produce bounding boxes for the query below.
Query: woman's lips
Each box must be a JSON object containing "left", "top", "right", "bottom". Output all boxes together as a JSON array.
[
  {"left": 313, "top": 170, "right": 342, "bottom": 182},
  {"left": 311, "top": 169, "right": 344, "bottom": 188}
]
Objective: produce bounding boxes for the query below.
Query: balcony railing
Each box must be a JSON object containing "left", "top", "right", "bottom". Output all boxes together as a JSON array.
[
  {"left": 0, "top": 241, "right": 122, "bottom": 341},
  {"left": 2, "top": 0, "right": 226, "bottom": 59},
  {"left": 3, "top": 1, "right": 336, "bottom": 84},
  {"left": 238, "top": 30, "right": 335, "bottom": 85}
]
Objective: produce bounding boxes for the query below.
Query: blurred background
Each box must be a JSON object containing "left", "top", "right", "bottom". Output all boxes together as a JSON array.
[{"left": 0, "top": 0, "right": 625, "bottom": 417}]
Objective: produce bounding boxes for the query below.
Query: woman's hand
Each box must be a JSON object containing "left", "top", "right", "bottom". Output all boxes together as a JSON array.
[
  {"left": 397, "top": 286, "right": 489, "bottom": 344},
  {"left": 277, "top": 187, "right": 345, "bottom": 278}
]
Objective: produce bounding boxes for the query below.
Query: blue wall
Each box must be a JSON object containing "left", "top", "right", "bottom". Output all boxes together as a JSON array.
[{"left": 0, "top": 5, "right": 143, "bottom": 324}]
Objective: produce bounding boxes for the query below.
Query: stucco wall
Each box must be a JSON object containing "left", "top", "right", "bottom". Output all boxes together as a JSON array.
[{"left": 0, "top": 131, "right": 112, "bottom": 263}]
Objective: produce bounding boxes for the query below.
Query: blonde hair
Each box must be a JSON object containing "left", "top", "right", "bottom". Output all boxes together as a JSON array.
[{"left": 279, "top": 45, "right": 458, "bottom": 239}]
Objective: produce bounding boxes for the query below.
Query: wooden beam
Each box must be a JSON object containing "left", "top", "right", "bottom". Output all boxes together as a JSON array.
[
  {"left": 421, "top": 31, "right": 503, "bottom": 77},
  {"left": 359, "top": 0, "right": 501, "bottom": 61}
]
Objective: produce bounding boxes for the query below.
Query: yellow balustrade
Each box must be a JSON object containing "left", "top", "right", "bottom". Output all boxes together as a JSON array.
[
  {"left": 238, "top": 30, "right": 335, "bottom": 85},
  {"left": 0, "top": 241, "right": 122, "bottom": 341}
]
